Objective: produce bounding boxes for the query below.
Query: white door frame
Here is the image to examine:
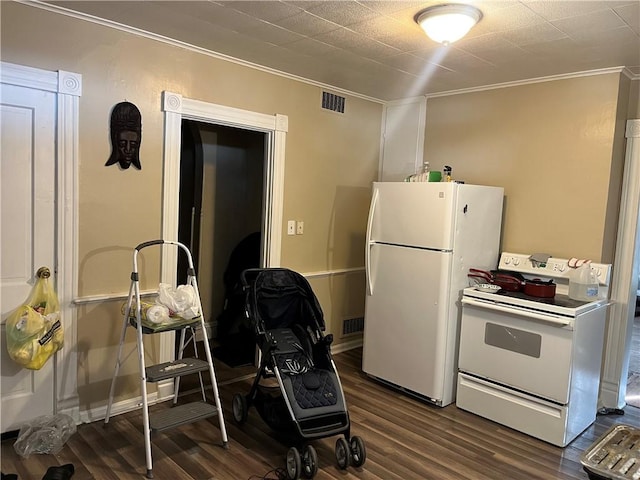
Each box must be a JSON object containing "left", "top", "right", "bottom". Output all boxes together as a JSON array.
[
  {"left": 600, "top": 119, "right": 640, "bottom": 408},
  {"left": 158, "top": 91, "right": 287, "bottom": 380},
  {"left": 1, "top": 62, "right": 81, "bottom": 421}
]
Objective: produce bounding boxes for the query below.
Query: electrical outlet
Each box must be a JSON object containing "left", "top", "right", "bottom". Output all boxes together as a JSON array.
[
  {"left": 287, "top": 220, "right": 295, "bottom": 235},
  {"left": 296, "top": 221, "right": 304, "bottom": 235}
]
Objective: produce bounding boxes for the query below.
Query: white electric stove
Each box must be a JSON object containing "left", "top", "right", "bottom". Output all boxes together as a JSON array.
[{"left": 456, "top": 252, "right": 612, "bottom": 447}]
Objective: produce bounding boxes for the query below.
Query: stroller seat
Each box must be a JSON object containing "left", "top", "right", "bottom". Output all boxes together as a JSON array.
[{"left": 268, "top": 328, "right": 341, "bottom": 419}]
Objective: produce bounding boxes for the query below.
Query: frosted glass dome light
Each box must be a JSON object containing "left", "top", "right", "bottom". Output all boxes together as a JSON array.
[{"left": 415, "top": 4, "right": 483, "bottom": 45}]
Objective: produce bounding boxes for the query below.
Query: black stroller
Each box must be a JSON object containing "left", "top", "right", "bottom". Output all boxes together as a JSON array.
[{"left": 231, "top": 268, "right": 366, "bottom": 479}]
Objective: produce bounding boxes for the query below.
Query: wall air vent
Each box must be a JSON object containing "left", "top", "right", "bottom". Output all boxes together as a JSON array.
[
  {"left": 322, "top": 91, "right": 345, "bottom": 114},
  {"left": 342, "top": 317, "right": 364, "bottom": 336}
]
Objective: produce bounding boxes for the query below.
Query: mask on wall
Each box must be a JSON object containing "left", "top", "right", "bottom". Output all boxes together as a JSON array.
[{"left": 105, "top": 101, "right": 142, "bottom": 170}]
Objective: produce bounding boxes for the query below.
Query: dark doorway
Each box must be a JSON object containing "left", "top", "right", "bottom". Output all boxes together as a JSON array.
[
  {"left": 178, "top": 120, "right": 265, "bottom": 371},
  {"left": 177, "top": 121, "right": 204, "bottom": 284}
]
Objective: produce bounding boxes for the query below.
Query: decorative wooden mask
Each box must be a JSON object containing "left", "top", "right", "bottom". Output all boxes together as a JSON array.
[{"left": 105, "top": 101, "right": 142, "bottom": 170}]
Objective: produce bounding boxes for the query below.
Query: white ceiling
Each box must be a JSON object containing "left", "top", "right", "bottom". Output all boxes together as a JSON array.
[{"left": 44, "top": 0, "right": 640, "bottom": 101}]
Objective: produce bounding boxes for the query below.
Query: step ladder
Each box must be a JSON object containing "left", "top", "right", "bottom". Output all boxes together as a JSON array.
[{"left": 104, "top": 240, "right": 229, "bottom": 479}]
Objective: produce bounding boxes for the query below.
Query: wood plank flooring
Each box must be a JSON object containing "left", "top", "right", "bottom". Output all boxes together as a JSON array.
[
  {"left": 3, "top": 348, "right": 639, "bottom": 480},
  {"left": 628, "top": 314, "right": 640, "bottom": 375},
  {"left": 626, "top": 314, "right": 640, "bottom": 407}
]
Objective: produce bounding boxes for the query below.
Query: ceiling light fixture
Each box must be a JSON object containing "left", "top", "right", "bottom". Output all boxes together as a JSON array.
[{"left": 415, "top": 4, "right": 482, "bottom": 45}]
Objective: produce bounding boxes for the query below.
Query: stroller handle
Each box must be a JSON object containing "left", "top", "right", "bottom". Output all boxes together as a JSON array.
[{"left": 240, "top": 268, "right": 266, "bottom": 288}]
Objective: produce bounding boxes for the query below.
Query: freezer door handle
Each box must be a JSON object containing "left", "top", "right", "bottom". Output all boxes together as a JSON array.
[
  {"left": 365, "top": 187, "right": 379, "bottom": 296},
  {"left": 461, "top": 297, "right": 573, "bottom": 327}
]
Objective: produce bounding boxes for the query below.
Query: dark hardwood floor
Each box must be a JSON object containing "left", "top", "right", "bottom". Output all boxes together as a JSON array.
[
  {"left": 3, "top": 348, "right": 639, "bottom": 480},
  {"left": 626, "top": 313, "right": 640, "bottom": 407}
]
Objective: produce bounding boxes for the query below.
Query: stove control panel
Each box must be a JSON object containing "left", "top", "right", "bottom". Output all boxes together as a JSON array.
[{"left": 498, "top": 252, "right": 612, "bottom": 286}]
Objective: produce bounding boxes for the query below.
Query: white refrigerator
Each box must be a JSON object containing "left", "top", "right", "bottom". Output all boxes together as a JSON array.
[{"left": 362, "top": 182, "right": 504, "bottom": 407}]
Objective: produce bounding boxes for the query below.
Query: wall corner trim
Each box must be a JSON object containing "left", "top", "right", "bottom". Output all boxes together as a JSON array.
[
  {"left": 275, "top": 114, "right": 288, "bottom": 132},
  {"left": 626, "top": 119, "right": 640, "bottom": 138},
  {"left": 58, "top": 70, "right": 82, "bottom": 96},
  {"left": 162, "top": 91, "right": 183, "bottom": 114},
  {"left": 600, "top": 118, "right": 640, "bottom": 408}
]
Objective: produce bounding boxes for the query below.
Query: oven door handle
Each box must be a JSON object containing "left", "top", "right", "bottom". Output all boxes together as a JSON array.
[{"left": 461, "top": 297, "right": 572, "bottom": 327}]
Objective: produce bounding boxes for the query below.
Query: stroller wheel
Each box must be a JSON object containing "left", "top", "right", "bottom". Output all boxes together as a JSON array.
[
  {"left": 286, "top": 446, "right": 302, "bottom": 480},
  {"left": 335, "top": 437, "right": 350, "bottom": 470},
  {"left": 349, "top": 436, "right": 367, "bottom": 467},
  {"left": 301, "top": 444, "right": 318, "bottom": 478},
  {"left": 232, "top": 394, "right": 248, "bottom": 425}
]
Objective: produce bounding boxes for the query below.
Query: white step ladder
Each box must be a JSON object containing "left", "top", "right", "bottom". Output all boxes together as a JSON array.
[{"left": 104, "top": 240, "right": 229, "bottom": 478}]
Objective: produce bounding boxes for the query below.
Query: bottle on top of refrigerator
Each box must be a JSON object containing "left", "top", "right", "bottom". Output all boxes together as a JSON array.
[
  {"left": 404, "top": 162, "right": 431, "bottom": 182},
  {"left": 442, "top": 165, "right": 452, "bottom": 182},
  {"left": 568, "top": 261, "right": 599, "bottom": 301},
  {"left": 419, "top": 162, "right": 430, "bottom": 182}
]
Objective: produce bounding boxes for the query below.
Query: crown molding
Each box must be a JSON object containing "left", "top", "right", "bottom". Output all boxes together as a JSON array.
[
  {"left": 18, "top": 0, "right": 385, "bottom": 105},
  {"left": 426, "top": 66, "right": 630, "bottom": 99},
  {"left": 622, "top": 67, "right": 640, "bottom": 81},
  {"left": 16, "top": 1, "right": 640, "bottom": 105}
]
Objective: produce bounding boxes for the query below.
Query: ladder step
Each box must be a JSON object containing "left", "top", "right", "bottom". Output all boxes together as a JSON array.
[
  {"left": 146, "top": 357, "right": 209, "bottom": 382},
  {"left": 128, "top": 317, "right": 201, "bottom": 334},
  {"left": 150, "top": 401, "right": 218, "bottom": 432}
]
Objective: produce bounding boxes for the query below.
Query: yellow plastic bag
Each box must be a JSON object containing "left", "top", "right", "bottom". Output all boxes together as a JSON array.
[{"left": 5, "top": 267, "right": 63, "bottom": 370}]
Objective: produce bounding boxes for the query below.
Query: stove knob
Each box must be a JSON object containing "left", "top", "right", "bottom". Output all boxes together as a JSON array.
[
  {"left": 504, "top": 257, "right": 511, "bottom": 265},
  {"left": 513, "top": 258, "right": 520, "bottom": 266},
  {"left": 558, "top": 264, "right": 566, "bottom": 272}
]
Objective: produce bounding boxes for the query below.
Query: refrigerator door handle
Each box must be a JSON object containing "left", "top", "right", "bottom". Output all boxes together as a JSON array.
[{"left": 365, "top": 187, "right": 379, "bottom": 296}]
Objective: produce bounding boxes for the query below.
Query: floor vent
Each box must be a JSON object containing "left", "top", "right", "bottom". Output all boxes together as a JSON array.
[
  {"left": 322, "top": 91, "right": 345, "bottom": 113},
  {"left": 342, "top": 317, "right": 364, "bottom": 336}
]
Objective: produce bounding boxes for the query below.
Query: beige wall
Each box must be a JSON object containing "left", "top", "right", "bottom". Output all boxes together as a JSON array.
[
  {"left": 3, "top": 2, "right": 635, "bottom": 416},
  {"left": 1, "top": 3, "right": 381, "bottom": 410},
  {"left": 423, "top": 74, "right": 625, "bottom": 262}
]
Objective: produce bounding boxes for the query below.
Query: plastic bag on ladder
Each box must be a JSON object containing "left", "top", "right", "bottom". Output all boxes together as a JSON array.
[{"left": 158, "top": 283, "right": 199, "bottom": 319}]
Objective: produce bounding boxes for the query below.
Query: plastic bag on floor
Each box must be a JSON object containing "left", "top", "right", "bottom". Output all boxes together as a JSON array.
[
  {"left": 5, "top": 267, "right": 63, "bottom": 370},
  {"left": 13, "top": 414, "right": 76, "bottom": 457}
]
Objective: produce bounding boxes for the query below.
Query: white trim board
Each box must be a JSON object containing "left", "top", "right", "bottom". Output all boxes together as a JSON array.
[
  {"left": 73, "top": 268, "right": 366, "bottom": 305},
  {"left": 1, "top": 61, "right": 82, "bottom": 422},
  {"left": 160, "top": 91, "right": 288, "bottom": 368},
  {"left": 600, "top": 119, "right": 640, "bottom": 409}
]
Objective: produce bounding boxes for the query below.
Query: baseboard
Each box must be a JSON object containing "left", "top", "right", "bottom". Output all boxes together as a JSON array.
[
  {"left": 599, "top": 378, "right": 626, "bottom": 410},
  {"left": 332, "top": 337, "right": 363, "bottom": 354},
  {"left": 77, "top": 389, "right": 174, "bottom": 425}
]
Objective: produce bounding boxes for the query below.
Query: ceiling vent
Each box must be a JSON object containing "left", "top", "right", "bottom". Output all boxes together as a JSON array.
[{"left": 322, "top": 91, "right": 345, "bottom": 114}]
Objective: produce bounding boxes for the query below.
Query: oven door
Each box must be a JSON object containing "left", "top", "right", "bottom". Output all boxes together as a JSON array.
[{"left": 459, "top": 297, "right": 574, "bottom": 404}]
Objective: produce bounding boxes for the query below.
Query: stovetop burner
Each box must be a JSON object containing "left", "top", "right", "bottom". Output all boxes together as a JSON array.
[
  {"left": 495, "top": 289, "right": 590, "bottom": 309},
  {"left": 465, "top": 252, "right": 612, "bottom": 317}
]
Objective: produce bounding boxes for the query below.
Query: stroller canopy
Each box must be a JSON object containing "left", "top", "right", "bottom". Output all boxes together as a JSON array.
[{"left": 244, "top": 268, "right": 325, "bottom": 334}]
